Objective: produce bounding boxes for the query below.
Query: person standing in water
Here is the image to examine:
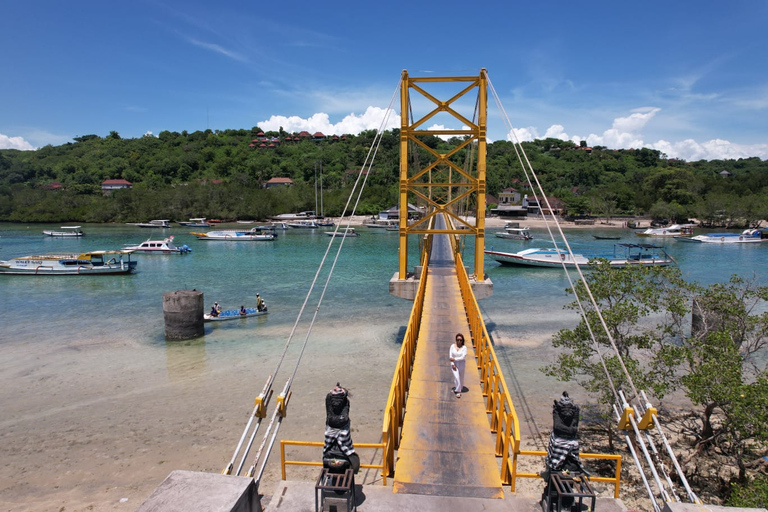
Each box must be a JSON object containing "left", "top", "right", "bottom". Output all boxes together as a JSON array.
[{"left": 449, "top": 333, "right": 467, "bottom": 398}]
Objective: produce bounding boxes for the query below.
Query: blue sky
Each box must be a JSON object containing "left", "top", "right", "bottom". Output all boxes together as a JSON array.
[{"left": 2, "top": 1, "right": 767, "bottom": 161}]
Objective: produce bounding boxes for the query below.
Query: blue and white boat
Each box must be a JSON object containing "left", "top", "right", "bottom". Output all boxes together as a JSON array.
[
  {"left": 204, "top": 307, "right": 268, "bottom": 322},
  {"left": 485, "top": 243, "right": 675, "bottom": 268},
  {"left": 0, "top": 250, "right": 137, "bottom": 275},
  {"left": 192, "top": 227, "right": 277, "bottom": 241},
  {"left": 674, "top": 228, "right": 767, "bottom": 244}
]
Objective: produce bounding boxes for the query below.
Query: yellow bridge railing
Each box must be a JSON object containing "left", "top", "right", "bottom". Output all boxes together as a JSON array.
[
  {"left": 380, "top": 234, "right": 431, "bottom": 478},
  {"left": 452, "top": 233, "right": 622, "bottom": 498},
  {"left": 280, "top": 440, "right": 387, "bottom": 484}
]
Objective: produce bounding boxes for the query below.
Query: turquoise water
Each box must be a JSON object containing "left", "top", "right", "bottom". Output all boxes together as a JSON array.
[
  {"left": 1, "top": 221, "right": 767, "bottom": 507},
  {"left": 1, "top": 222, "right": 766, "bottom": 386}
]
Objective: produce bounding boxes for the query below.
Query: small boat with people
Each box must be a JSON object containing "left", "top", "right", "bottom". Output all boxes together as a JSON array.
[
  {"left": 325, "top": 227, "right": 359, "bottom": 238},
  {"left": 0, "top": 250, "right": 137, "bottom": 275},
  {"left": 674, "top": 228, "right": 768, "bottom": 244},
  {"left": 123, "top": 235, "right": 192, "bottom": 254},
  {"left": 133, "top": 219, "right": 172, "bottom": 228},
  {"left": 204, "top": 307, "right": 268, "bottom": 322},
  {"left": 177, "top": 218, "right": 210, "bottom": 227},
  {"left": 635, "top": 224, "right": 694, "bottom": 237},
  {"left": 485, "top": 243, "right": 675, "bottom": 268},
  {"left": 43, "top": 226, "right": 85, "bottom": 237},
  {"left": 192, "top": 226, "right": 277, "bottom": 241}
]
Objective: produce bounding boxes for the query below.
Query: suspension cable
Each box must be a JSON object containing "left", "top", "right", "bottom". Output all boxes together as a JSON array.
[
  {"left": 485, "top": 69, "right": 699, "bottom": 506},
  {"left": 226, "top": 78, "right": 402, "bottom": 485}
]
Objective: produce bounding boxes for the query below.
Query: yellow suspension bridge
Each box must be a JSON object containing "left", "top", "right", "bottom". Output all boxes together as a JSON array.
[{"left": 138, "top": 70, "right": 697, "bottom": 512}]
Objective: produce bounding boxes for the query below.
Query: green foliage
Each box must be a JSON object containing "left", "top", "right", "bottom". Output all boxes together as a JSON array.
[
  {"left": 546, "top": 268, "right": 768, "bottom": 486},
  {"left": 1, "top": 129, "right": 767, "bottom": 222},
  {"left": 543, "top": 263, "right": 692, "bottom": 407},
  {"left": 728, "top": 473, "right": 768, "bottom": 508}
]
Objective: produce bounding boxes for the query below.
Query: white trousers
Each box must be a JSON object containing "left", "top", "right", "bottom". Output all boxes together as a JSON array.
[{"left": 451, "top": 359, "right": 465, "bottom": 392}]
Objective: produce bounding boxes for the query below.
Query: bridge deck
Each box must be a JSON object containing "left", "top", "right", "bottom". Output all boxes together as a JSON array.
[{"left": 393, "top": 233, "right": 503, "bottom": 499}]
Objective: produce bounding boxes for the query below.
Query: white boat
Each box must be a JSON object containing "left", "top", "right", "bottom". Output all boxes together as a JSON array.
[
  {"left": 134, "top": 219, "right": 172, "bottom": 228},
  {"left": 177, "top": 218, "right": 210, "bottom": 227},
  {"left": 674, "top": 228, "right": 767, "bottom": 244},
  {"left": 635, "top": 224, "right": 694, "bottom": 237},
  {"left": 325, "top": 227, "right": 359, "bottom": 238},
  {"left": 272, "top": 211, "right": 318, "bottom": 221},
  {"left": 123, "top": 236, "right": 192, "bottom": 254},
  {"left": 0, "top": 250, "right": 137, "bottom": 275},
  {"left": 286, "top": 220, "right": 318, "bottom": 229},
  {"left": 495, "top": 226, "right": 533, "bottom": 240},
  {"left": 485, "top": 243, "right": 675, "bottom": 268},
  {"left": 43, "top": 226, "right": 84, "bottom": 237},
  {"left": 204, "top": 307, "right": 268, "bottom": 322},
  {"left": 271, "top": 222, "right": 289, "bottom": 230},
  {"left": 363, "top": 219, "right": 398, "bottom": 229},
  {"left": 192, "top": 227, "right": 277, "bottom": 241}
]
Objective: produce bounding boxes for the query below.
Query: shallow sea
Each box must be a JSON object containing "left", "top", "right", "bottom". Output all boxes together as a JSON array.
[{"left": 0, "top": 222, "right": 766, "bottom": 509}]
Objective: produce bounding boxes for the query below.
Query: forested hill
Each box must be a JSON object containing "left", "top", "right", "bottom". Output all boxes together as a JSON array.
[{"left": 0, "top": 128, "right": 766, "bottom": 224}]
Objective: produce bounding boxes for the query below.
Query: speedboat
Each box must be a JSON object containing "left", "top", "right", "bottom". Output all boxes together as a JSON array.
[
  {"left": 124, "top": 236, "right": 192, "bottom": 254},
  {"left": 325, "top": 227, "right": 359, "bottom": 237},
  {"left": 43, "top": 226, "right": 84, "bottom": 237},
  {"left": 192, "top": 227, "right": 277, "bottom": 241},
  {"left": 286, "top": 220, "right": 318, "bottom": 229},
  {"left": 0, "top": 250, "right": 137, "bottom": 275},
  {"left": 134, "top": 219, "right": 172, "bottom": 228},
  {"left": 495, "top": 226, "right": 532, "bottom": 240},
  {"left": 272, "top": 211, "right": 317, "bottom": 221},
  {"left": 635, "top": 224, "right": 694, "bottom": 237},
  {"left": 204, "top": 307, "right": 268, "bottom": 322},
  {"left": 177, "top": 218, "right": 210, "bottom": 227},
  {"left": 363, "top": 219, "right": 398, "bottom": 229},
  {"left": 674, "top": 228, "right": 767, "bottom": 244},
  {"left": 485, "top": 243, "right": 675, "bottom": 268}
]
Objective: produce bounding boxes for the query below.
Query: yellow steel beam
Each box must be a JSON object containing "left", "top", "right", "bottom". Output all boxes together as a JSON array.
[{"left": 398, "top": 69, "right": 487, "bottom": 279}]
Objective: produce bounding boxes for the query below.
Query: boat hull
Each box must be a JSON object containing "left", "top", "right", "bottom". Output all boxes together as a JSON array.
[
  {"left": 485, "top": 246, "right": 674, "bottom": 268},
  {"left": 204, "top": 308, "right": 268, "bottom": 322}
]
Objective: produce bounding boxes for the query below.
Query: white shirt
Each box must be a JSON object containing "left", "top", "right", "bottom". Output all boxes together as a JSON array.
[{"left": 450, "top": 344, "right": 467, "bottom": 362}]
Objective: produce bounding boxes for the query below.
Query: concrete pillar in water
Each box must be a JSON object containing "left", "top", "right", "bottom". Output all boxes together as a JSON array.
[{"left": 164, "top": 290, "right": 204, "bottom": 340}]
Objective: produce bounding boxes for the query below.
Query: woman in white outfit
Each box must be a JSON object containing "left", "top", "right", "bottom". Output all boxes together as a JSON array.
[{"left": 449, "top": 333, "right": 467, "bottom": 398}]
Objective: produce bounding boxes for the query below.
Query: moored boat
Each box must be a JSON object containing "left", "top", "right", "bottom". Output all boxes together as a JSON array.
[
  {"left": 134, "top": 219, "right": 172, "bottom": 228},
  {"left": 674, "top": 228, "right": 767, "bottom": 244},
  {"left": 325, "top": 227, "right": 359, "bottom": 237},
  {"left": 43, "top": 226, "right": 84, "bottom": 237},
  {"left": 192, "top": 227, "right": 277, "bottom": 241},
  {"left": 485, "top": 243, "right": 675, "bottom": 268},
  {"left": 271, "top": 211, "right": 318, "bottom": 221},
  {"left": 363, "top": 219, "right": 399, "bottom": 229},
  {"left": 124, "top": 236, "right": 192, "bottom": 254},
  {"left": 204, "top": 307, "right": 268, "bottom": 322},
  {"left": 177, "top": 218, "right": 210, "bottom": 227},
  {"left": 0, "top": 250, "right": 137, "bottom": 275},
  {"left": 286, "top": 220, "right": 318, "bottom": 229},
  {"left": 495, "top": 225, "right": 533, "bottom": 240},
  {"left": 635, "top": 224, "right": 694, "bottom": 237}
]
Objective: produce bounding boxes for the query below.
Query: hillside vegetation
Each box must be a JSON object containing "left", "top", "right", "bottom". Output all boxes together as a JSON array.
[{"left": 1, "top": 128, "right": 766, "bottom": 224}]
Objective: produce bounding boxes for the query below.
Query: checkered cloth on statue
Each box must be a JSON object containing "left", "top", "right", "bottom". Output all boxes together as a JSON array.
[
  {"left": 324, "top": 384, "right": 355, "bottom": 458},
  {"left": 545, "top": 392, "right": 581, "bottom": 471}
]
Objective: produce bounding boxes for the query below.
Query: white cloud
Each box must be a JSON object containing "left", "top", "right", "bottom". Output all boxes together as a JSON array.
[
  {"left": 0, "top": 133, "right": 36, "bottom": 150},
  {"left": 258, "top": 106, "right": 399, "bottom": 135},
  {"left": 258, "top": 105, "right": 767, "bottom": 162},
  {"left": 649, "top": 138, "right": 768, "bottom": 161}
]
